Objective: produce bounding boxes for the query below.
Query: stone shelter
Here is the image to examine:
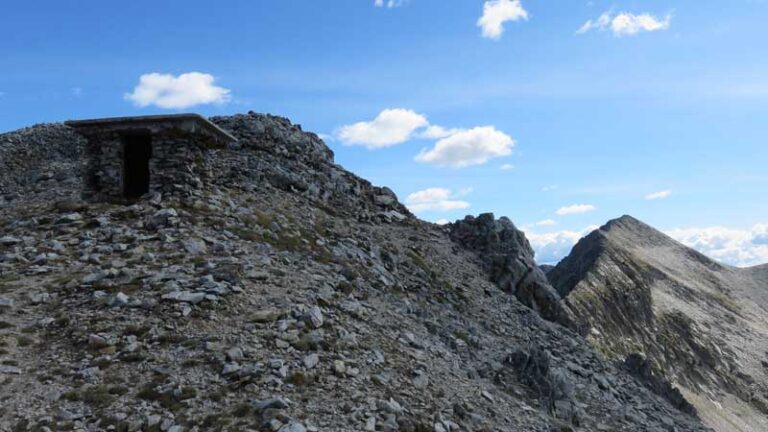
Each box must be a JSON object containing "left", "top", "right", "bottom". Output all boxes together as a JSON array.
[{"left": 66, "top": 114, "right": 236, "bottom": 202}]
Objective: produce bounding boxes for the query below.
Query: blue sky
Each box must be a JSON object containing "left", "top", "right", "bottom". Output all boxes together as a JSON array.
[{"left": 1, "top": 0, "right": 767, "bottom": 265}]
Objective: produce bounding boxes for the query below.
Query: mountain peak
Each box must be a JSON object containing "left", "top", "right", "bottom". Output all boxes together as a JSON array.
[
  {"left": 548, "top": 214, "right": 768, "bottom": 429},
  {"left": 600, "top": 215, "right": 664, "bottom": 240},
  {"left": 543, "top": 215, "right": 660, "bottom": 299},
  {"left": 605, "top": 214, "right": 643, "bottom": 228}
]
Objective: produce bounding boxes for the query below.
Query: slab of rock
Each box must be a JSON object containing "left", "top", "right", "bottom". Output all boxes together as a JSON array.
[
  {"left": 0, "top": 236, "right": 22, "bottom": 246},
  {"left": 162, "top": 291, "right": 206, "bottom": 304},
  {"left": 0, "top": 365, "right": 21, "bottom": 375},
  {"left": 250, "top": 308, "right": 283, "bottom": 323},
  {"left": 303, "top": 306, "right": 324, "bottom": 329}
]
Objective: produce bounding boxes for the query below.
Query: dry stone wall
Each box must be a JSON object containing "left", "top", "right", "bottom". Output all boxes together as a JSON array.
[{"left": 83, "top": 130, "right": 209, "bottom": 202}]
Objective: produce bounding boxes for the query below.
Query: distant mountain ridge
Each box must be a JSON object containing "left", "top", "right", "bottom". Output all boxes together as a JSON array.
[
  {"left": 747, "top": 263, "right": 768, "bottom": 280},
  {"left": 549, "top": 215, "right": 768, "bottom": 432}
]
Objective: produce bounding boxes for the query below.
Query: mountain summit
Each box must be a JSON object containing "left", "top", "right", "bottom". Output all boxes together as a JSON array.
[
  {"left": 0, "top": 114, "right": 710, "bottom": 431},
  {"left": 550, "top": 215, "right": 768, "bottom": 432}
]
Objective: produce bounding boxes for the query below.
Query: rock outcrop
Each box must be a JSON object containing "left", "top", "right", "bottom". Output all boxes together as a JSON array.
[
  {"left": 0, "top": 116, "right": 708, "bottom": 431},
  {"left": 549, "top": 215, "right": 768, "bottom": 432},
  {"left": 0, "top": 123, "right": 85, "bottom": 205},
  {"left": 209, "top": 112, "right": 412, "bottom": 222},
  {"left": 448, "top": 214, "right": 571, "bottom": 326}
]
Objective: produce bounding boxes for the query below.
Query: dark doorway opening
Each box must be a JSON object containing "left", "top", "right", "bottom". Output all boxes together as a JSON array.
[{"left": 122, "top": 133, "right": 152, "bottom": 198}]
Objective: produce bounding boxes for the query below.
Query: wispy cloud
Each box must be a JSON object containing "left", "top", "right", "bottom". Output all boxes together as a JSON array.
[
  {"left": 535, "top": 219, "right": 558, "bottom": 227},
  {"left": 667, "top": 224, "right": 768, "bottom": 267},
  {"left": 645, "top": 190, "right": 672, "bottom": 200},
  {"left": 500, "top": 163, "right": 514, "bottom": 170},
  {"left": 477, "top": 0, "right": 528, "bottom": 40},
  {"left": 556, "top": 204, "right": 596, "bottom": 216},
  {"left": 578, "top": 11, "right": 671, "bottom": 36},
  {"left": 405, "top": 187, "right": 471, "bottom": 213},
  {"left": 125, "top": 72, "right": 231, "bottom": 109},
  {"left": 374, "top": 0, "right": 407, "bottom": 7},
  {"left": 418, "top": 125, "right": 463, "bottom": 140},
  {"left": 316, "top": 133, "right": 334, "bottom": 142}
]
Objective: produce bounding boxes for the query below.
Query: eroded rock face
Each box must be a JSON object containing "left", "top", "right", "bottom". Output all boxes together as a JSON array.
[
  {"left": 550, "top": 215, "right": 768, "bottom": 431},
  {"left": 448, "top": 213, "right": 571, "bottom": 326}
]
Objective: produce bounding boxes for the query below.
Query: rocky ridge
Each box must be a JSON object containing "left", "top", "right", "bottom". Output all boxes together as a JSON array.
[
  {"left": 549, "top": 215, "right": 768, "bottom": 432},
  {"left": 447, "top": 214, "right": 571, "bottom": 326},
  {"left": 0, "top": 114, "right": 708, "bottom": 431}
]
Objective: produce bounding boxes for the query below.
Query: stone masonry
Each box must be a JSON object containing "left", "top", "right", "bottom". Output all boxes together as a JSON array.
[{"left": 66, "top": 114, "right": 236, "bottom": 202}]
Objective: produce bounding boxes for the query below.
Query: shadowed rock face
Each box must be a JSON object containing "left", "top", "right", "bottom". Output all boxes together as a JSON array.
[
  {"left": 0, "top": 117, "right": 710, "bottom": 431},
  {"left": 623, "top": 352, "right": 697, "bottom": 416},
  {"left": 448, "top": 213, "right": 572, "bottom": 326},
  {"left": 550, "top": 215, "right": 768, "bottom": 432}
]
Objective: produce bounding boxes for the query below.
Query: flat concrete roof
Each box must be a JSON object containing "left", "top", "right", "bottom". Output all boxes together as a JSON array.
[{"left": 65, "top": 113, "right": 237, "bottom": 144}]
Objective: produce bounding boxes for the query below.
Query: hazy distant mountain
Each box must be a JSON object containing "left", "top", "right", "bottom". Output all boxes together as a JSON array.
[{"left": 549, "top": 215, "right": 768, "bottom": 432}]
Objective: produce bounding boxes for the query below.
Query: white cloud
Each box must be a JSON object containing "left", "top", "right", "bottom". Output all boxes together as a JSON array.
[
  {"left": 434, "top": 219, "right": 451, "bottom": 225},
  {"left": 542, "top": 185, "right": 558, "bottom": 192},
  {"left": 337, "top": 108, "right": 428, "bottom": 149},
  {"left": 317, "top": 133, "right": 334, "bottom": 142},
  {"left": 500, "top": 163, "right": 515, "bottom": 170},
  {"left": 535, "top": 219, "right": 558, "bottom": 227},
  {"left": 477, "top": 0, "right": 529, "bottom": 40},
  {"left": 375, "top": 0, "right": 406, "bottom": 7},
  {"left": 337, "top": 108, "right": 515, "bottom": 167},
  {"left": 645, "top": 190, "right": 672, "bottom": 200},
  {"left": 414, "top": 126, "right": 514, "bottom": 167},
  {"left": 525, "top": 225, "right": 598, "bottom": 265},
  {"left": 754, "top": 227, "right": 768, "bottom": 246},
  {"left": 405, "top": 187, "right": 471, "bottom": 213},
  {"left": 125, "top": 72, "right": 231, "bottom": 109},
  {"left": 578, "top": 11, "right": 671, "bottom": 36},
  {"left": 556, "top": 204, "right": 596, "bottom": 216},
  {"left": 666, "top": 224, "right": 768, "bottom": 267},
  {"left": 417, "top": 125, "right": 462, "bottom": 140}
]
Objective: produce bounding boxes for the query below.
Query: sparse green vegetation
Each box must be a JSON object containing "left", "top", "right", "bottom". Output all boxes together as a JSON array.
[
  {"left": 137, "top": 383, "right": 196, "bottom": 411},
  {"left": 14, "top": 335, "right": 33, "bottom": 347},
  {"left": 407, "top": 250, "right": 432, "bottom": 275},
  {"left": 231, "top": 402, "right": 252, "bottom": 417},
  {"left": 62, "top": 384, "right": 127, "bottom": 409}
]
